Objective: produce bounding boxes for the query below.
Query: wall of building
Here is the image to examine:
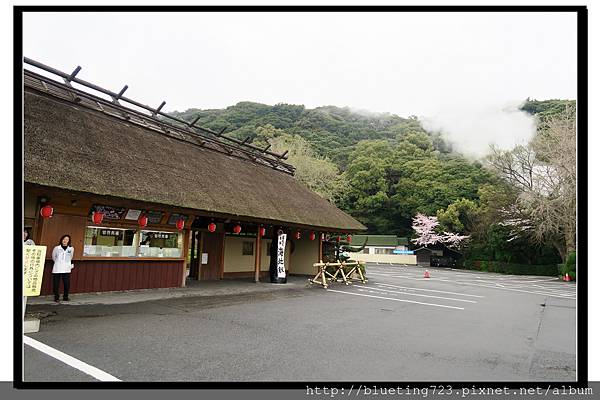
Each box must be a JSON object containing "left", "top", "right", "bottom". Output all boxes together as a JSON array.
[
  {"left": 26, "top": 184, "right": 189, "bottom": 293},
  {"left": 289, "top": 238, "right": 320, "bottom": 275},
  {"left": 223, "top": 236, "right": 290, "bottom": 273},
  {"left": 350, "top": 252, "right": 417, "bottom": 265},
  {"left": 38, "top": 258, "right": 184, "bottom": 295},
  {"left": 363, "top": 245, "right": 408, "bottom": 255}
]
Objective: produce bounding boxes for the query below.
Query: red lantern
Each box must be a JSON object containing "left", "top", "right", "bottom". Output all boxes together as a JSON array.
[
  {"left": 92, "top": 211, "right": 104, "bottom": 224},
  {"left": 346, "top": 235, "right": 352, "bottom": 243},
  {"left": 40, "top": 204, "right": 53, "bottom": 219},
  {"left": 321, "top": 233, "right": 325, "bottom": 241},
  {"left": 337, "top": 236, "right": 341, "bottom": 242},
  {"left": 233, "top": 224, "right": 242, "bottom": 234},
  {"left": 176, "top": 218, "right": 185, "bottom": 231},
  {"left": 309, "top": 232, "right": 316, "bottom": 241},
  {"left": 295, "top": 231, "right": 301, "bottom": 240},
  {"left": 208, "top": 222, "right": 216, "bottom": 233},
  {"left": 138, "top": 214, "right": 148, "bottom": 228},
  {"left": 259, "top": 226, "right": 266, "bottom": 237}
]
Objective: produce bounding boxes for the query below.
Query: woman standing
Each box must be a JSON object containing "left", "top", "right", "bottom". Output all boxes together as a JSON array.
[
  {"left": 52, "top": 234, "right": 74, "bottom": 303},
  {"left": 23, "top": 229, "right": 35, "bottom": 245}
]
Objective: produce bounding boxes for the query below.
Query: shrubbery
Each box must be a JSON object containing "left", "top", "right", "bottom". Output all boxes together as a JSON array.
[
  {"left": 558, "top": 251, "right": 576, "bottom": 280},
  {"left": 462, "top": 260, "right": 558, "bottom": 276}
]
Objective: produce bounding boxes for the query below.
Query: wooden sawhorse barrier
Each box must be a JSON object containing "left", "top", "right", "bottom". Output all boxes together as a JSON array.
[{"left": 308, "top": 260, "right": 367, "bottom": 289}]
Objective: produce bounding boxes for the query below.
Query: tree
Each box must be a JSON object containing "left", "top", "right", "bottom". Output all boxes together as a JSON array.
[
  {"left": 436, "top": 198, "right": 478, "bottom": 233},
  {"left": 411, "top": 213, "right": 469, "bottom": 249},
  {"left": 487, "top": 106, "right": 576, "bottom": 261},
  {"left": 268, "top": 132, "right": 348, "bottom": 204}
]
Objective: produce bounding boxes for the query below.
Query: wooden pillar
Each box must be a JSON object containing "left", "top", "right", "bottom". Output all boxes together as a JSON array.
[
  {"left": 254, "top": 226, "right": 262, "bottom": 282},
  {"left": 198, "top": 232, "right": 204, "bottom": 281},
  {"left": 219, "top": 232, "right": 226, "bottom": 279},
  {"left": 318, "top": 232, "right": 323, "bottom": 262},
  {"left": 190, "top": 230, "right": 196, "bottom": 269}
]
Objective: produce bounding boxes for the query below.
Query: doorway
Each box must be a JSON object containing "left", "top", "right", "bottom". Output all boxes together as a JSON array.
[{"left": 189, "top": 231, "right": 225, "bottom": 281}]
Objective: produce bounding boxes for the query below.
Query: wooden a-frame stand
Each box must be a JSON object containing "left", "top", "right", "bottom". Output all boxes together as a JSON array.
[{"left": 308, "top": 260, "right": 367, "bottom": 289}]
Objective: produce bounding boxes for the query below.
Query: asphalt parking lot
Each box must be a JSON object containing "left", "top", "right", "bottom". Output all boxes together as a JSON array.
[{"left": 22, "top": 263, "right": 576, "bottom": 382}]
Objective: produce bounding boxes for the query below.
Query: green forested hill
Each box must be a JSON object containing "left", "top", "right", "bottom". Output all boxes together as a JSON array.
[
  {"left": 170, "top": 102, "right": 451, "bottom": 169},
  {"left": 520, "top": 98, "right": 576, "bottom": 118},
  {"left": 169, "top": 98, "right": 573, "bottom": 266}
]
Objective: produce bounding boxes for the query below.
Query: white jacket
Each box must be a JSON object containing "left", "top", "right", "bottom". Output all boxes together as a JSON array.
[{"left": 52, "top": 245, "right": 74, "bottom": 273}]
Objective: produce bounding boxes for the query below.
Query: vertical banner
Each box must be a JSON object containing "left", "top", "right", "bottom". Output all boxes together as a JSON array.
[
  {"left": 276, "top": 232, "right": 287, "bottom": 279},
  {"left": 23, "top": 245, "right": 47, "bottom": 297}
]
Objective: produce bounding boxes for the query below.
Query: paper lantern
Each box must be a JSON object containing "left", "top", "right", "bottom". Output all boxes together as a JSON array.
[
  {"left": 40, "top": 204, "right": 53, "bottom": 219},
  {"left": 91, "top": 211, "right": 104, "bottom": 224},
  {"left": 259, "top": 226, "right": 266, "bottom": 237},
  {"left": 208, "top": 222, "right": 217, "bottom": 232},
  {"left": 138, "top": 214, "right": 148, "bottom": 228},
  {"left": 346, "top": 235, "right": 352, "bottom": 243},
  {"left": 176, "top": 218, "right": 185, "bottom": 231},
  {"left": 309, "top": 232, "right": 316, "bottom": 241},
  {"left": 233, "top": 224, "right": 242, "bottom": 234},
  {"left": 295, "top": 231, "right": 301, "bottom": 240}
]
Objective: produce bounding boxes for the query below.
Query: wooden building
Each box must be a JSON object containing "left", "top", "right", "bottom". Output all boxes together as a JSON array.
[
  {"left": 23, "top": 58, "right": 366, "bottom": 295},
  {"left": 413, "top": 244, "right": 462, "bottom": 267}
]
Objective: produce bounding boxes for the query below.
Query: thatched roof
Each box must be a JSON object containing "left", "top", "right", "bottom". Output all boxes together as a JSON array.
[{"left": 23, "top": 88, "right": 366, "bottom": 231}]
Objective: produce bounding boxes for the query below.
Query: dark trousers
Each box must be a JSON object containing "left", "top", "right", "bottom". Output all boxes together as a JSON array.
[{"left": 52, "top": 273, "right": 71, "bottom": 300}]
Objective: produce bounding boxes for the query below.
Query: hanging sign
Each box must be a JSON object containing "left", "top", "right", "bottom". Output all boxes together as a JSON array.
[
  {"left": 90, "top": 205, "right": 126, "bottom": 220},
  {"left": 276, "top": 232, "right": 287, "bottom": 279},
  {"left": 125, "top": 209, "right": 142, "bottom": 220},
  {"left": 23, "top": 245, "right": 47, "bottom": 297},
  {"left": 168, "top": 213, "right": 189, "bottom": 225},
  {"left": 146, "top": 210, "right": 164, "bottom": 224}
]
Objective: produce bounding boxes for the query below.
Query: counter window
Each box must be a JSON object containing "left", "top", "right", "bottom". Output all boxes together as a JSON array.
[
  {"left": 139, "top": 230, "right": 183, "bottom": 258},
  {"left": 83, "top": 227, "right": 139, "bottom": 257}
]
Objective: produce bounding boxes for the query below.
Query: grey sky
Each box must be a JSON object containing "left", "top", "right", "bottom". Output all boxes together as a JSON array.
[{"left": 23, "top": 11, "right": 577, "bottom": 156}]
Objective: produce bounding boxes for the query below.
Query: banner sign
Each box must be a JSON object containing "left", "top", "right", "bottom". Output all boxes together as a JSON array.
[
  {"left": 276, "top": 233, "right": 287, "bottom": 279},
  {"left": 393, "top": 250, "right": 414, "bottom": 255},
  {"left": 23, "top": 245, "right": 47, "bottom": 297}
]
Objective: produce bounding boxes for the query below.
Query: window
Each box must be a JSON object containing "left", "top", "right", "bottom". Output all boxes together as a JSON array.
[
  {"left": 374, "top": 248, "right": 394, "bottom": 255},
  {"left": 83, "top": 227, "right": 139, "bottom": 257},
  {"left": 265, "top": 241, "right": 271, "bottom": 257},
  {"left": 139, "top": 230, "right": 183, "bottom": 258},
  {"left": 242, "top": 241, "right": 254, "bottom": 256}
]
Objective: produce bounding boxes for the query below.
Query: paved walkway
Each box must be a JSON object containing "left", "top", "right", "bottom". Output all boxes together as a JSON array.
[{"left": 26, "top": 276, "right": 310, "bottom": 307}]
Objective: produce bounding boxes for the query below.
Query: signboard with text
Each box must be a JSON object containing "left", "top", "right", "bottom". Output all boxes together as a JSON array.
[
  {"left": 393, "top": 250, "right": 414, "bottom": 255},
  {"left": 276, "top": 233, "right": 287, "bottom": 279},
  {"left": 23, "top": 245, "right": 47, "bottom": 297}
]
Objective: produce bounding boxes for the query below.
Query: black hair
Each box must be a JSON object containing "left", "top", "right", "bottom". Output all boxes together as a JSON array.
[
  {"left": 23, "top": 229, "right": 31, "bottom": 241},
  {"left": 59, "top": 234, "right": 72, "bottom": 247}
]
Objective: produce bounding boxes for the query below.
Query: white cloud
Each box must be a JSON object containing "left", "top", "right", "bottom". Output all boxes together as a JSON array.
[{"left": 421, "top": 101, "right": 537, "bottom": 158}]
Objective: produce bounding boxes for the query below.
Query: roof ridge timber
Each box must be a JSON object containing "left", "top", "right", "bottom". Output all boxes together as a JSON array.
[{"left": 23, "top": 57, "right": 295, "bottom": 175}]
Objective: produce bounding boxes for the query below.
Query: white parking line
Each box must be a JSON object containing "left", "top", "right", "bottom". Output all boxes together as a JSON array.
[
  {"left": 24, "top": 336, "right": 121, "bottom": 382},
  {"left": 375, "top": 275, "right": 575, "bottom": 299},
  {"left": 375, "top": 282, "right": 484, "bottom": 298},
  {"left": 327, "top": 289, "right": 465, "bottom": 310},
  {"left": 355, "top": 286, "right": 477, "bottom": 303}
]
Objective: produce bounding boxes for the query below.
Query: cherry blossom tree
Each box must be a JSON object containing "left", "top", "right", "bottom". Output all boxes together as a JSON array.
[{"left": 411, "top": 213, "right": 469, "bottom": 248}]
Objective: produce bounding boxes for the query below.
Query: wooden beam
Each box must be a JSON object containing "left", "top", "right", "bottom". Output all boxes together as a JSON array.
[{"left": 254, "top": 226, "right": 262, "bottom": 283}]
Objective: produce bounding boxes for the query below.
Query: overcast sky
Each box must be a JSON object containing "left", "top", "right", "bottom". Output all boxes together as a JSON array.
[{"left": 22, "top": 11, "right": 577, "bottom": 157}]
